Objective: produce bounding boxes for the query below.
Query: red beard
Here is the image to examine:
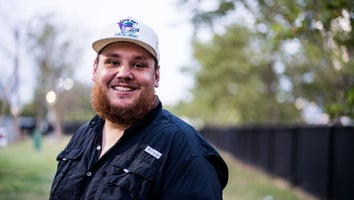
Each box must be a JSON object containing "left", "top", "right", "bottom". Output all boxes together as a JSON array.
[{"left": 91, "top": 84, "right": 157, "bottom": 126}]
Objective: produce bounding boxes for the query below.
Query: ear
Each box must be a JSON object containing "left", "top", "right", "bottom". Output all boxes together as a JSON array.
[
  {"left": 154, "top": 65, "right": 160, "bottom": 88},
  {"left": 92, "top": 57, "right": 99, "bottom": 82}
]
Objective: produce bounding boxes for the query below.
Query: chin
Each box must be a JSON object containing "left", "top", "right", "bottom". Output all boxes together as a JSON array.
[{"left": 110, "top": 97, "right": 137, "bottom": 108}]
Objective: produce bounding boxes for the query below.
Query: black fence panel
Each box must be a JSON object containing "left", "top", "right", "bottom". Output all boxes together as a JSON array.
[
  {"left": 295, "top": 127, "right": 330, "bottom": 199},
  {"left": 200, "top": 125, "right": 354, "bottom": 200},
  {"left": 331, "top": 127, "right": 354, "bottom": 200},
  {"left": 272, "top": 128, "right": 293, "bottom": 181},
  {"left": 256, "top": 128, "right": 273, "bottom": 173}
]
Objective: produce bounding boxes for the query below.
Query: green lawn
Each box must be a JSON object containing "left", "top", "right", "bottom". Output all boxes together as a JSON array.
[
  {"left": 221, "top": 152, "right": 316, "bottom": 200},
  {"left": 0, "top": 136, "right": 66, "bottom": 200},
  {"left": 0, "top": 136, "right": 316, "bottom": 200}
]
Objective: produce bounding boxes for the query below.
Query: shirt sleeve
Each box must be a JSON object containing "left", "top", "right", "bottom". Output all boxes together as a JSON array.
[{"left": 161, "top": 156, "right": 224, "bottom": 200}]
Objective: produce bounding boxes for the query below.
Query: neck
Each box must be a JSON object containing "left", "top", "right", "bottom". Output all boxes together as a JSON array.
[
  {"left": 104, "top": 119, "right": 130, "bottom": 133},
  {"left": 99, "top": 120, "right": 127, "bottom": 158}
]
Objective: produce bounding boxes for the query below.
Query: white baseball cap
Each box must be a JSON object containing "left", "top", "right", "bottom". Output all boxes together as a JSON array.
[{"left": 92, "top": 16, "right": 160, "bottom": 63}]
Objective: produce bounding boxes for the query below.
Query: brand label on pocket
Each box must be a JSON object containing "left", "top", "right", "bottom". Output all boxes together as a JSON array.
[{"left": 144, "top": 146, "right": 162, "bottom": 159}]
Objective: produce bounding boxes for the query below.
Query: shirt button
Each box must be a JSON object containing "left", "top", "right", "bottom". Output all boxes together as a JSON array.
[
  {"left": 86, "top": 171, "right": 92, "bottom": 177},
  {"left": 96, "top": 145, "right": 101, "bottom": 151}
]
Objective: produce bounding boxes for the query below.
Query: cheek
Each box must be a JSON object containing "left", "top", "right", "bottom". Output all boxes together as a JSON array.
[
  {"left": 141, "top": 74, "right": 159, "bottom": 88},
  {"left": 94, "top": 68, "right": 114, "bottom": 83}
]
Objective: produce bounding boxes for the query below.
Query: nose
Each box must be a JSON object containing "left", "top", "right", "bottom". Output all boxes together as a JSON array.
[{"left": 116, "top": 64, "right": 133, "bottom": 79}]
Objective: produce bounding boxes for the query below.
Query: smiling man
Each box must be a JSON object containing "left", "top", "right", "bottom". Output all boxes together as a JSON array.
[{"left": 49, "top": 17, "right": 228, "bottom": 200}]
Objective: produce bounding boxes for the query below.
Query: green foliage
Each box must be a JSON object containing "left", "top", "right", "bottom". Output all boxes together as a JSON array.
[
  {"left": 20, "top": 82, "right": 94, "bottom": 125},
  {"left": 21, "top": 102, "right": 36, "bottom": 118},
  {"left": 61, "top": 82, "right": 94, "bottom": 122},
  {"left": 0, "top": 99, "right": 11, "bottom": 116},
  {"left": 325, "top": 87, "right": 354, "bottom": 121},
  {"left": 177, "top": 0, "right": 353, "bottom": 125},
  {"left": 176, "top": 24, "right": 300, "bottom": 125}
]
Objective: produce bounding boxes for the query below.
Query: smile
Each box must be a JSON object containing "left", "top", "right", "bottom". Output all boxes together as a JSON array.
[{"left": 112, "top": 86, "right": 135, "bottom": 92}]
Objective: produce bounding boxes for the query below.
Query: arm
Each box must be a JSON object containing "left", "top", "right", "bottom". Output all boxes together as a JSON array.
[{"left": 161, "top": 156, "right": 224, "bottom": 200}]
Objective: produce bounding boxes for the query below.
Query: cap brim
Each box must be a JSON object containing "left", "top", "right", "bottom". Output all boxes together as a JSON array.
[{"left": 92, "top": 38, "right": 157, "bottom": 61}]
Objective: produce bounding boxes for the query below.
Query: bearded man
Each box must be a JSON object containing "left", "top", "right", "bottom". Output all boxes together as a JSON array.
[{"left": 50, "top": 16, "right": 228, "bottom": 200}]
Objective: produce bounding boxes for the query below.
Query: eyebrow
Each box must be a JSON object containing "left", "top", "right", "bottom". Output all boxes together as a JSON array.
[
  {"left": 103, "top": 53, "right": 120, "bottom": 58},
  {"left": 102, "top": 53, "right": 149, "bottom": 61}
]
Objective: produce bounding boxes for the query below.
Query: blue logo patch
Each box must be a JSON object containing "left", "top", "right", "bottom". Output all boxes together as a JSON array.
[{"left": 116, "top": 18, "right": 139, "bottom": 38}]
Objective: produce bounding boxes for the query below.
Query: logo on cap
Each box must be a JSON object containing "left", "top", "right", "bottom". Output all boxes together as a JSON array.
[{"left": 116, "top": 18, "right": 140, "bottom": 38}]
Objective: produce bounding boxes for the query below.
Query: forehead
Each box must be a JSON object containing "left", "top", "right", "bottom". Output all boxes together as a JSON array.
[{"left": 100, "top": 41, "right": 154, "bottom": 60}]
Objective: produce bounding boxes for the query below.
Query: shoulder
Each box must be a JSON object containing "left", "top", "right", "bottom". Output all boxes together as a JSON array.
[
  {"left": 155, "top": 109, "right": 215, "bottom": 154},
  {"left": 153, "top": 109, "right": 229, "bottom": 189},
  {"left": 157, "top": 109, "right": 198, "bottom": 136},
  {"left": 153, "top": 109, "right": 202, "bottom": 148},
  {"left": 153, "top": 109, "right": 223, "bottom": 159}
]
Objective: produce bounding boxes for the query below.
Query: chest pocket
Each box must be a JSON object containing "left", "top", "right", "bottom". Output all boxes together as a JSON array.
[
  {"left": 99, "top": 145, "right": 162, "bottom": 200},
  {"left": 50, "top": 148, "right": 85, "bottom": 198}
]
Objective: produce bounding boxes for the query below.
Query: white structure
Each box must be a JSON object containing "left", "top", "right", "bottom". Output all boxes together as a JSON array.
[{"left": 0, "top": 127, "right": 8, "bottom": 147}]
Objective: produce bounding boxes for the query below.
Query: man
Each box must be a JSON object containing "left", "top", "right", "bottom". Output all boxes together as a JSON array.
[{"left": 50, "top": 16, "right": 228, "bottom": 200}]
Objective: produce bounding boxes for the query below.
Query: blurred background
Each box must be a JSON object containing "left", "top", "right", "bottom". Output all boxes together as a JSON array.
[{"left": 0, "top": 0, "right": 353, "bottom": 199}]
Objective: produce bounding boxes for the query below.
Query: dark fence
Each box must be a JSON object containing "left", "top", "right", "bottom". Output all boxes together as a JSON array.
[{"left": 200, "top": 125, "right": 354, "bottom": 200}]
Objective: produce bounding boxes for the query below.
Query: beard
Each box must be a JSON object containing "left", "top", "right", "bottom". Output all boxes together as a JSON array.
[{"left": 91, "top": 84, "right": 158, "bottom": 126}]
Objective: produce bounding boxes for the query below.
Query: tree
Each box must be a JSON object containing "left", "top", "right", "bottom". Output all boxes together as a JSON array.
[
  {"left": 175, "top": 23, "right": 299, "bottom": 125},
  {"left": 61, "top": 81, "right": 94, "bottom": 123},
  {"left": 177, "top": 0, "right": 353, "bottom": 125},
  {"left": 21, "top": 81, "right": 94, "bottom": 130},
  {"left": 26, "top": 14, "right": 82, "bottom": 137},
  {"left": 0, "top": 22, "right": 22, "bottom": 141}
]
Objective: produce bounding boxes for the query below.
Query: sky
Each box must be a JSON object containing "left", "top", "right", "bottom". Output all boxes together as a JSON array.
[{"left": 0, "top": 0, "right": 194, "bottom": 106}]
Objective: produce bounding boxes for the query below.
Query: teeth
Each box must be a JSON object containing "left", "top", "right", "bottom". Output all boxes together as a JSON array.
[{"left": 113, "top": 86, "right": 133, "bottom": 92}]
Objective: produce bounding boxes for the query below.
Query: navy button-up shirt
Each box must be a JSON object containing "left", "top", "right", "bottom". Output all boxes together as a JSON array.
[{"left": 50, "top": 102, "right": 228, "bottom": 200}]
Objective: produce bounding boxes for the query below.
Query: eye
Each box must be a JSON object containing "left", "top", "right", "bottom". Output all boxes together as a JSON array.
[
  {"left": 133, "top": 63, "right": 145, "bottom": 69},
  {"left": 110, "top": 61, "right": 119, "bottom": 66},
  {"left": 105, "top": 60, "right": 120, "bottom": 67}
]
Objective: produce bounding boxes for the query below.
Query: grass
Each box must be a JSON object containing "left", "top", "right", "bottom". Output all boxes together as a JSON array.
[
  {"left": 221, "top": 151, "right": 317, "bottom": 200},
  {"left": 0, "top": 136, "right": 316, "bottom": 200},
  {"left": 0, "top": 136, "right": 67, "bottom": 200}
]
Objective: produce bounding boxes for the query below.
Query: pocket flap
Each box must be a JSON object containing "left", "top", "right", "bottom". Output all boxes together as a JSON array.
[
  {"left": 112, "top": 151, "right": 160, "bottom": 180},
  {"left": 57, "top": 148, "right": 85, "bottom": 161}
]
